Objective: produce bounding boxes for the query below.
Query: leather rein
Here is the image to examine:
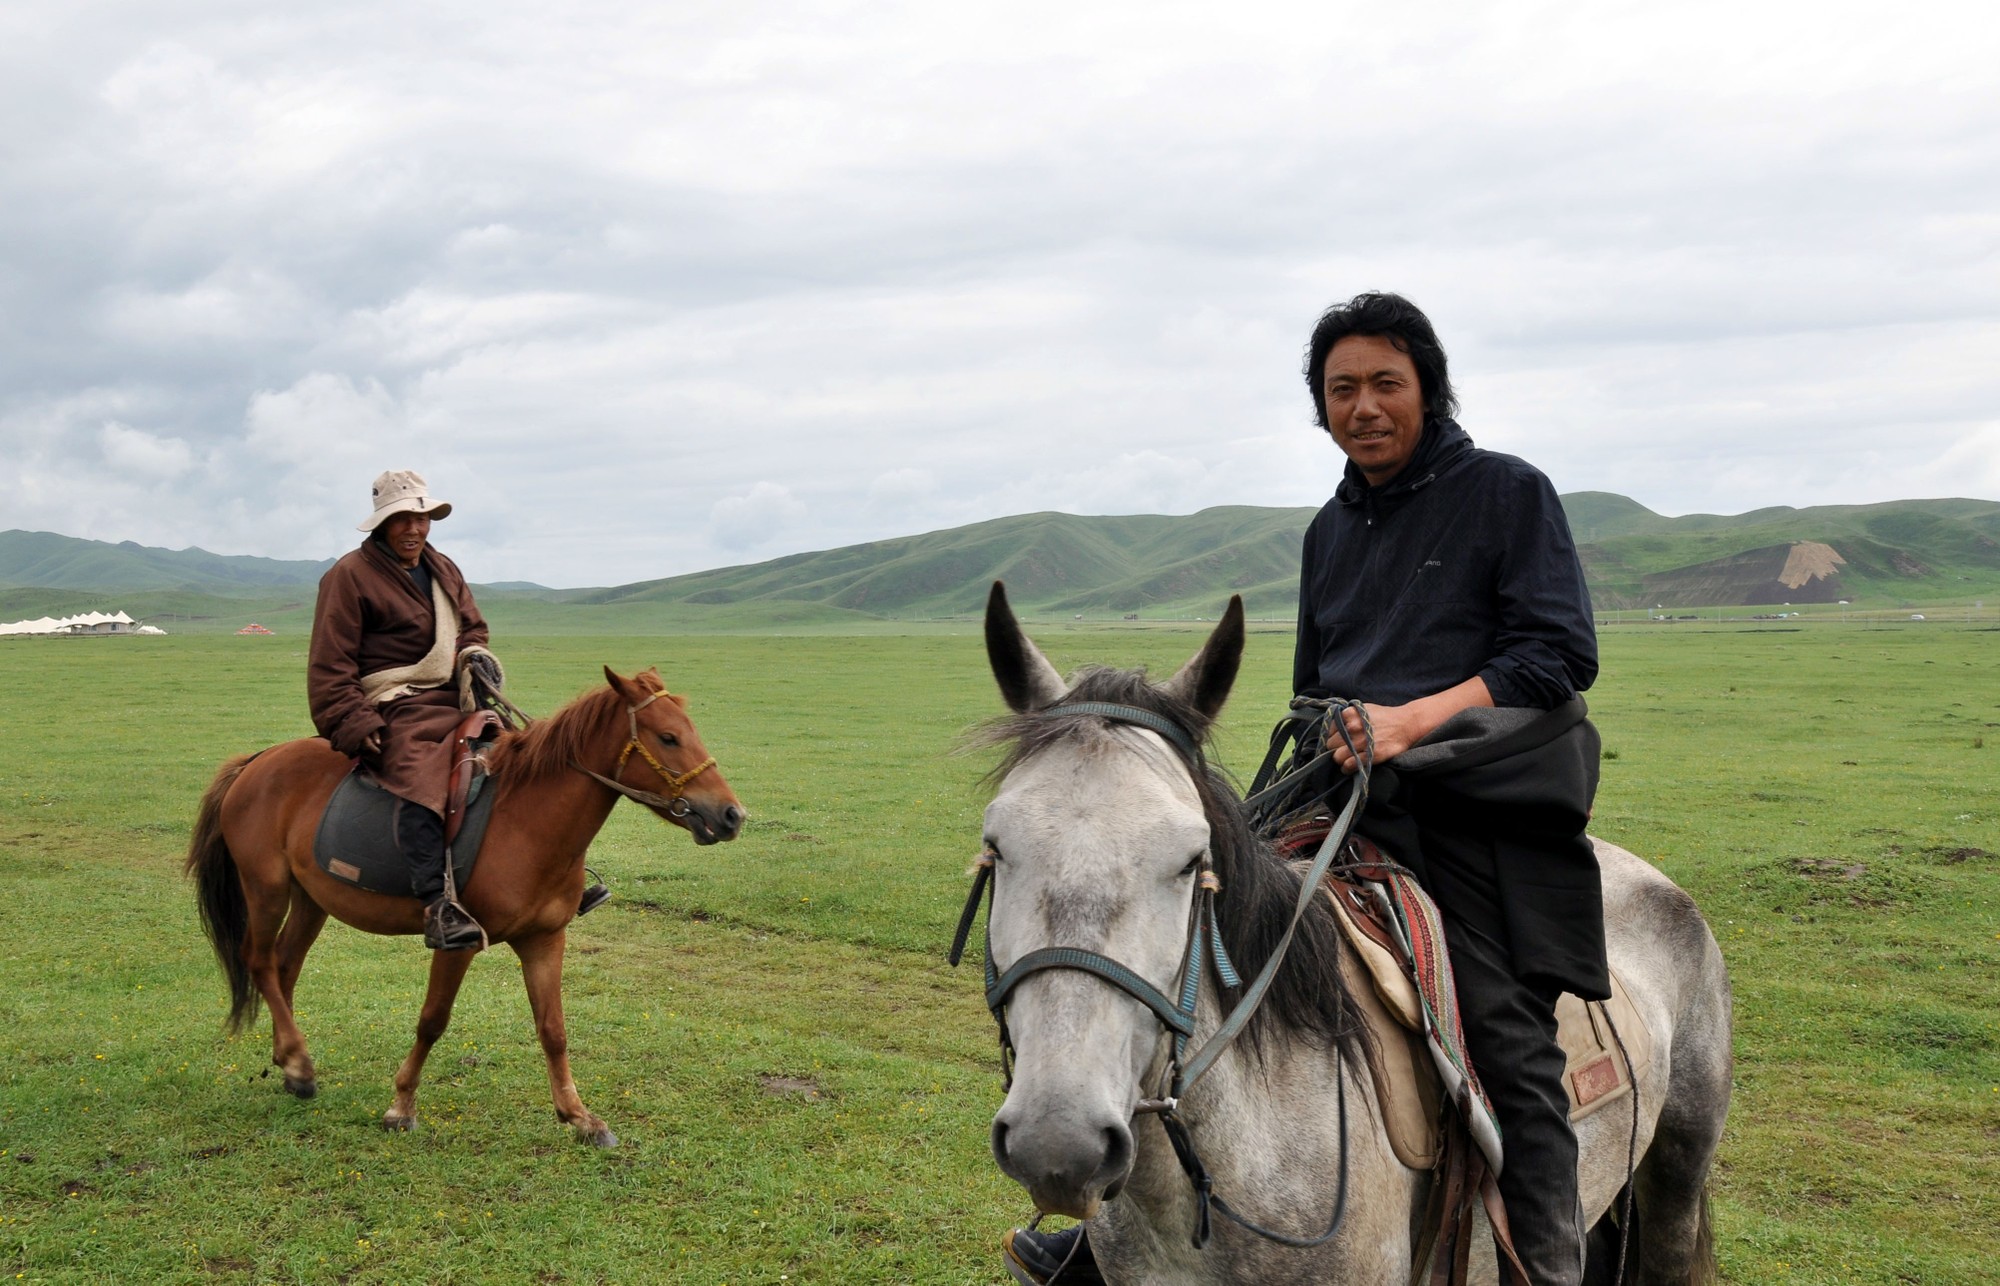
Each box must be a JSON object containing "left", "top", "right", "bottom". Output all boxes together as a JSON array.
[
  {"left": 950, "top": 699, "right": 1375, "bottom": 1250},
  {"left": 570, "top": 690, "right": 715, "bottom": 819}
]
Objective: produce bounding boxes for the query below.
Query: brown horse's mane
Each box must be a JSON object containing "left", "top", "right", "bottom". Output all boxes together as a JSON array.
[{"left": 483, "top": 681, "right": 640, "bottom": 786}]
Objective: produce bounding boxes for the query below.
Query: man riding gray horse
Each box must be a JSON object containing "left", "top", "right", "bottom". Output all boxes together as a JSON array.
[{"left": 1008, "top": 292, "right": 1605, "bottom": 1285}]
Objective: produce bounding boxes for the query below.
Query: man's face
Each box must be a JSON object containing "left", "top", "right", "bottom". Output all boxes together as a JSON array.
[
  {"left": 1321, "top": 334, "right": 1426, "bottom": 486},
  {"left": 380, "top": 511, "right": 431, "bottom": 568}
]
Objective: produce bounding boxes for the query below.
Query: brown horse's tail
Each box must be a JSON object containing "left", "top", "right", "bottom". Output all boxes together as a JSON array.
[{"left": 185, "top": 752, "right": 260, "bottom": 1033}]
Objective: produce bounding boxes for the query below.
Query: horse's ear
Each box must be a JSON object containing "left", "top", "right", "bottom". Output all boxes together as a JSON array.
[
  {"left": 1162, "top": 596, "right": 1244, "bottom": 721},
  {"left": 603, "top": 665, "right": 638, "bottom": 699},
  {"left": 985, "top": 581, "right": 1066, "bottom": 712}
]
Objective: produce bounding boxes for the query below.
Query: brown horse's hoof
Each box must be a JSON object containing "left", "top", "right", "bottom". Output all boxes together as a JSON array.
[
  {"left": 581, "top": 1126, "right": 618, "bottom": 1149},
  {"left": 282, "top": 1076, "right": 318, "bottom": 1099},
  {"left": 382, "top": 1113, "right": 416, "bottom": 1132}
]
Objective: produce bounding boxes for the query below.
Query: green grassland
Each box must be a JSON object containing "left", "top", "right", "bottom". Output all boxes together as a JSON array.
[{"left": 1, "top": 622, "right": 1995, "bottom": 1283}]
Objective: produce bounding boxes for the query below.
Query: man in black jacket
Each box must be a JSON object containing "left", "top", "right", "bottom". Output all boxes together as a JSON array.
[
  {"left": 1297, "top": 291, "right": 1604, "bottom": 1285},
  {"left": 1006, "top": 293, "right": 1604, "bottom": 1286}
]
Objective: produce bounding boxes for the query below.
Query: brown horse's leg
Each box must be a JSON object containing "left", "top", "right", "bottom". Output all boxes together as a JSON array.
[
  {"left": 267, "top": 884, "right": 329, "bottom": 1096},
  {"left": 239, "top": 870, "right": 319, "bottom": 1098},
  {"left": 513, "top": 929, "right": 616, "bottom": 1148},
  {"left": 382, "top": 945, "right": 477, "bottom": 1132}
]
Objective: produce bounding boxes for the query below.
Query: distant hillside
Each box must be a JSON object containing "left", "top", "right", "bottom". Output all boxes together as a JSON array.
[
  {"left": 0, "top": 530, "right": 334, "bottom": 593},
  {"left": 571, "top": 497, "right": 2000, "bottom": 616},
  {"left": 7, "top": 494, "right": 1998, "bottom": 624},
  {"left": 1573, "top": 499, "right": 2000, "bottom": 607},
  {"left": 568, "top": 507, "right": 1316, "bottom": 618}
]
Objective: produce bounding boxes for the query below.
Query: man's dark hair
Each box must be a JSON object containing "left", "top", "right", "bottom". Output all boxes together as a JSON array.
[{"left": 1303, "top": 292, "right": 1457, "bottom": 429}]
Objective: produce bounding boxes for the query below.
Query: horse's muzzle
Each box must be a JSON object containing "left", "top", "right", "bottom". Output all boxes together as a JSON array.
[
  {"left": 683, "top": 801, "right": 745, "bottom": 846},
  {"left": 991, "top": 1102, "right": 1133, "bottom": 1220}
]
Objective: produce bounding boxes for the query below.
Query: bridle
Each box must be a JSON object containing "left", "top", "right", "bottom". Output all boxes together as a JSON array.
[
  {"left": 570, "top": 689, "right": 716, "bottom": 819},
  {"left": 950, "top": 699, "right": 1375, "bottom": 1250}
]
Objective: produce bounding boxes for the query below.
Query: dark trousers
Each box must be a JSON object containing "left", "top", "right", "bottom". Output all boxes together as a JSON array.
[
  {"left": 1422, "top": 825, "right": 1585, "bottom": 1286},
  {"left": 394, "top": 801, "right": 448, "bottom": 906}
]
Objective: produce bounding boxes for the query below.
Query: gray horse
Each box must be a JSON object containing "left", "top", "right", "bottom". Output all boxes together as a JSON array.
[{"left": 972, "top": 584, "right": 1731, "bottom": 1284}]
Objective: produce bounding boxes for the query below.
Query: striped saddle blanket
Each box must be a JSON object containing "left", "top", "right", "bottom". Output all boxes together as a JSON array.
[{"left": 1277, "top": 822, "right": 1653, "bottom": 1174}]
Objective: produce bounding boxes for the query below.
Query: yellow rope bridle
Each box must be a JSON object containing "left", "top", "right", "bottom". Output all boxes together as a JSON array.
[
  {"left": 571, "top": 688, "right": 715, "bottom": 818},
  {"left": 615, "top": 690, "right": 716, "bottom": 795}
]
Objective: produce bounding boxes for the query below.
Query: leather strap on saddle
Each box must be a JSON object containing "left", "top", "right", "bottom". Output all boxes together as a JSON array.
[
  {"left": 1410, "top": 1127, "right": 1533, "bottom": 1286},
  {"left": 446, "top": 710, "right": 502, "bottom": 847}
]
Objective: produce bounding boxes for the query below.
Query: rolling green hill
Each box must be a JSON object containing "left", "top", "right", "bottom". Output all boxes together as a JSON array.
[
  {"left": 0, "top": 529, "right": 335, "bottom": 593},
  {"left": 6, "top": 494, "right": 1998, "bottom": 629},
  {"left": 1573, "top": 499, "right": 2000, "bottom": 608},
  {"left": 568, "top": 507, "right": 1316, "bottom": 618}
]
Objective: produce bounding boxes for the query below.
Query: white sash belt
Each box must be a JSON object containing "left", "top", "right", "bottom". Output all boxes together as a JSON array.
[{"left": 359, "top": 578, "right": 459, "bottom": 705}]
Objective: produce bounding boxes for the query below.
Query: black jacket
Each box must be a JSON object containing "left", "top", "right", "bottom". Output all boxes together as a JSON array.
[
  {"left": 1293, "top": 417, "right": 1597, "bottom": 708},
  {"left": 1292, "top": 418, "right": 1609, "bottom": 998}
]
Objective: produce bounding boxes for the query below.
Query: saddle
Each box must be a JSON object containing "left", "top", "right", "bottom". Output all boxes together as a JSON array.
[
  {"left": 1322, "top": 840, "right": 1655, "bottom": 1173},
  {"left": 314, "top": 712, "right": 504, "bottom": 896}
]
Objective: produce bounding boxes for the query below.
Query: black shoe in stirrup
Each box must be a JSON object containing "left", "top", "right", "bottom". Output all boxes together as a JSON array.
[
  {"left": 1003, "top": 1225, "right": 1103, "bottom": 1285},
  {"left": 423, "top": 898, "right": 486, "bottom": 951}
]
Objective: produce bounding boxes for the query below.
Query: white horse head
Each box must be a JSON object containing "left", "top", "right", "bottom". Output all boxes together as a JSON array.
[{"left": 978, "top": 582, "right": 1249, "bottom": 1217}]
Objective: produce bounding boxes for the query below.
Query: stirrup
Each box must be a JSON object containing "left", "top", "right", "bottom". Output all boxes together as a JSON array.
[
  {"left": 424, "top": 898, "right": 487, "bottom": 952},
  {"left": 578, "top": 868, "right": 611, "bottom": 917},
  {"left": 1003, "top": 1225, "right": 1102, "bottom": 1285}
]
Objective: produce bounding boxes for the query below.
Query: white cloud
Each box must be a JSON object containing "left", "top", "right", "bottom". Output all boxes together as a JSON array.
[
  {"left": 710, "top": 481, "right": 809, "bottom": 553},
  {"left": 98, "top": 421, "right": 195, "bottom": 478},
  {"left": 0, "top": 0, "right": 1993, "bottom": 583}
]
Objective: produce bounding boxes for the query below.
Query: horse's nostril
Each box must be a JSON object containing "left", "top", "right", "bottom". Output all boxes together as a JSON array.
[
  {"left": 1099, "top": 1124, "right": 1132, "bottom": 1185},
  {"left": 722, "top": 804, "right": 744, "bottom": 830},
  {"left": 991, "top": 1119, "right": 1011, "bottom": 1166}
]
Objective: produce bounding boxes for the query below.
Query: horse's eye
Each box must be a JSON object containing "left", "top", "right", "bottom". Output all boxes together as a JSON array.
[
  {"left": 656, "top": 733, "right": 680, "bottom": 748},
  {"left": 1179, "top": 853, "right": 1204, "bottom": 878},
  {"left": 983, "top": 841, "right": 1003, "bottom": 862}
]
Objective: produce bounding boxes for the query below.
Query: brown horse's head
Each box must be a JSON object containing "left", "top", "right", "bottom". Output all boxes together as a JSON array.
[{"left": 602, "top": 666, "right": 745, "bottom": 845}]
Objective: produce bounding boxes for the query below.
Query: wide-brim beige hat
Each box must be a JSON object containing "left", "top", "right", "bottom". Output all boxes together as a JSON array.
[{"left": 358, "top": 469, "right": 453, "bottom": 531}]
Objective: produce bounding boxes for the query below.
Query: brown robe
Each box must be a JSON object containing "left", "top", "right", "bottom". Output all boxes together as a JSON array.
[{"left": 308, "top": 537, "right": 490, "bottom": 815}]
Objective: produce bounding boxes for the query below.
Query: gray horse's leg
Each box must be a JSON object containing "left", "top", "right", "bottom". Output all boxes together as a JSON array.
[{"left": 1632, "top": 937, "right": 1731, "bottom": 1286}]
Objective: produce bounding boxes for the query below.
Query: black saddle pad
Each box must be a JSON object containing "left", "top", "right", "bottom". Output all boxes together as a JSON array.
[{"left": 313, "top": 766, "right": 498, "bottom": 897}]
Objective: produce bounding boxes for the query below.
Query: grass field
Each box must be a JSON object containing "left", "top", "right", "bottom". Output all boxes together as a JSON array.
[{"left": 1, "top": 622, "right": 1995, "bottom": 1283}]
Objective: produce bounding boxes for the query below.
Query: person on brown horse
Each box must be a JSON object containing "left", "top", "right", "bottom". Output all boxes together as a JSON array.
[{"left": 308, "top": 469, "right": 493, "bottom": 951}]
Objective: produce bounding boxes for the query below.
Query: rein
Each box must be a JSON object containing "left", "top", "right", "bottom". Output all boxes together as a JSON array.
[
  {"left": 571, "top": 689, "right": 715, "bottom": 819},
  {"left": 950, "top": 698, "right": 1375, "bottom": 1250}
]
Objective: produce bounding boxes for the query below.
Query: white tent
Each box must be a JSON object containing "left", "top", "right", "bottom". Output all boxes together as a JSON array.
[{"left": 0, "top": 610, "right": 151, "bottom": 636}]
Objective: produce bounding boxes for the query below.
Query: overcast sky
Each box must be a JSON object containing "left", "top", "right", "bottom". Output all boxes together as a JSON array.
[{"left": 5, "top": 0, "right": 1995, "bottom": 587}]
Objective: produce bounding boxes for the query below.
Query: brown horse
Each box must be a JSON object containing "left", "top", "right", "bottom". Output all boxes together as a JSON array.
[{"left": 185, "top": 665, "right": 744, "bottom": 1147}]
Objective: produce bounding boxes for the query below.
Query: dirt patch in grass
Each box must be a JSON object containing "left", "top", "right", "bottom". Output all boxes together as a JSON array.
[
  {"left": 758, "top": 1074, "right": 822, "bottom": 1099},
  {"left": 1794, "top": 857, "right": 1867, "bottom": 880}
]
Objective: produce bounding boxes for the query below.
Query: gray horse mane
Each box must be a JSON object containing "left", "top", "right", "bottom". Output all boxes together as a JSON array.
[{"left": 976, "top": 665, "right": 1370, "bottom": 1062}]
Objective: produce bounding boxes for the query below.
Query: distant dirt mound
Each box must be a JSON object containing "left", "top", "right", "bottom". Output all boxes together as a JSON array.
[
  {"left": 1643, "top": 542, "right": 1850, "bottom": 607},
  {"left": 1779, "top": 542, "right": 1846, "bottom": 588}
]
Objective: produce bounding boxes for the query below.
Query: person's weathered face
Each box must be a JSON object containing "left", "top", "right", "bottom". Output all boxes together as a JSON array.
[
  {"left": 379, "top": 511, "right": 432, "bottom": 568},
  {"left": 1321, "top": 334, "right": 1426, "bottom": 486}
]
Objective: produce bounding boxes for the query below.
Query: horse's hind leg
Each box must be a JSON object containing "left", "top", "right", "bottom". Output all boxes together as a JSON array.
[
  {"left": 269, "top": 885, "right": 329, "bottom": 1096},
  {"left": 241, "top": 871, "right": 319, "bottom": 1097},
  {"left": 513, "top": 929, "right": 616, "bottom": 1148},
  {"left": 383, "top": 946, "right": 477, "bottom": 1132},
  {"left": 1635, "top": 954, "right": 1732, "bottom": 1285}
]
